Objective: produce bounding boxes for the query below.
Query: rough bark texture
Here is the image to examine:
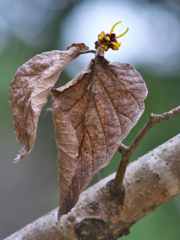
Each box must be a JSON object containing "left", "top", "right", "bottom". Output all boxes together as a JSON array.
[
  {"left": 52, "top": 56, "right": 147, "bottom": 215},
  {"left": 4, "top": 134, "right": 180, "bottom": 240}
]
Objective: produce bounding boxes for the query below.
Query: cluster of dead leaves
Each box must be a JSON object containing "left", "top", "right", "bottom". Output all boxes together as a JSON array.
[{"left": 10, "top": 43, "right": 148, "bottom": 215}]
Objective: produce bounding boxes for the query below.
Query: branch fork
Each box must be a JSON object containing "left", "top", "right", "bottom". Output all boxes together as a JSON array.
[{"left": 113, "top": 105, "right": 180, "bottom": 197}]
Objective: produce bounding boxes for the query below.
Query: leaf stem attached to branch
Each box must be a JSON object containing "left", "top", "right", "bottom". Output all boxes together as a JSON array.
[
  {"left": 80, "top": 49, "right": 96, "bottom": 55},
  {"left": 113, "top": 105, "right": 180, "bottom": 195}
]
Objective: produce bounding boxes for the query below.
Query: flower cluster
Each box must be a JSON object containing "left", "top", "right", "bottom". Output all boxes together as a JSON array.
[{"left": 95, "top": 21, "right": 129, "bottom": 52}]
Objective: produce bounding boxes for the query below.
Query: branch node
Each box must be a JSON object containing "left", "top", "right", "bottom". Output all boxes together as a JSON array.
[
  {"left": 107, "top": 179, "right": 125, "bottom": 205},
  {"left": 113, "top": 105, "right": 180, "bottom": 198}
]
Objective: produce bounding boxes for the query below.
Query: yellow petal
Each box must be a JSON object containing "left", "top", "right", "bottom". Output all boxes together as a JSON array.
[
  {"left": 105, "top": 35, "right": 110, "bottom": 41},
  {"left": 111, "top": 41, "right": 121, "bottom": 50},
  {"left": 116, "top": 27, "right": 129, "bottom": 38},
  {"left": 110, "top": 21, "right": 122, "bottom": 34},
  {"left": 98, "top": 31, "right": 106, "bottom": 41}
]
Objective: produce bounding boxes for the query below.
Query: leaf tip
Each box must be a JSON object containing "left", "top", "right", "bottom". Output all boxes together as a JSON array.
[{"left": 13, "top": 145, "right": 29, "bottom": 163}]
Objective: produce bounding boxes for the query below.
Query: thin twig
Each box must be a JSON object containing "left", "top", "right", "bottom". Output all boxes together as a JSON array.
[
  {"left": 113, "top": 105, "right": 180, "bottom": 194},
  {"left": 80, "top": 49, "right": 96, "bottom": 55}
]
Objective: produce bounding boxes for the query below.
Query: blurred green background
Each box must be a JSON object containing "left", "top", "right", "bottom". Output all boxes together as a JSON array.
[{"left": 0, "top": 0, "right": 180, "bottom": 239}]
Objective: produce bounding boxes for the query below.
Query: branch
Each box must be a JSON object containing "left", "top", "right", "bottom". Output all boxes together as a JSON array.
[
  {"left": 4, "top": 134, "right": 180, "bottom": 240},
  {"left": 114, "top": 105, "right": 180, "bottom": 191}
]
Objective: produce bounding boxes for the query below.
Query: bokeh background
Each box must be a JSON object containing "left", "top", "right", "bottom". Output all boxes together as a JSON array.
[{"left": 0, "top": 0, "right": 180, "bottom": 239}]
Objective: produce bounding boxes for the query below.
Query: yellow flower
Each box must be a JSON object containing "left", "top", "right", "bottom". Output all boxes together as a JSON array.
[{"left": 95, "top": 20, "right": 129, "bottom": 52}]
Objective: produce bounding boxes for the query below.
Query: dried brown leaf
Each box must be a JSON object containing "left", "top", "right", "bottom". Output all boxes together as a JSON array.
[
  {"left": 10, "top": 43, "right": 88, "bottom": 161},
  {"left": 52, "top": 56, "right": 148, "bottom": 215}
]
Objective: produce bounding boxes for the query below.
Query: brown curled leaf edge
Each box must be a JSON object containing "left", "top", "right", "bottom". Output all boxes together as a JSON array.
[
  {"left": 10, "top": 43, "right": 88, "bottom": 162},
  {"left": 52, "top": 56, "right": 148, "bottom": 215}
]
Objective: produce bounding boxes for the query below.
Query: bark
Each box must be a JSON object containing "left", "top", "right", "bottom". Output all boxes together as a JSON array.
[{"left": 4, "top": 134, "right": 180, "bottom": 240}]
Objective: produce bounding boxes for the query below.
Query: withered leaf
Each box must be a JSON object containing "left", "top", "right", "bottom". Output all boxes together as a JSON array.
[
  {"left": 10, "top": 43, "right": 88, "bottom": 161},
  {"left": 52, "top": 56, "right": 148, "bottom": 215}
]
